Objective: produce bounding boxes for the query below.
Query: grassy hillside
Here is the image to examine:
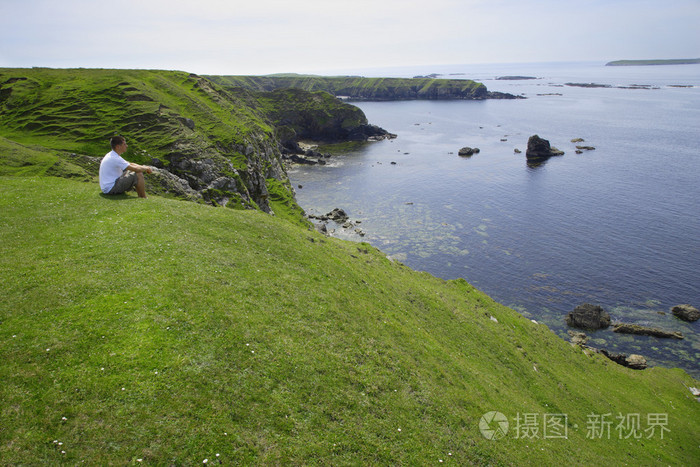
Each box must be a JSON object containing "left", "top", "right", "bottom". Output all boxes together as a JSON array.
[
  {"left": 0, "top": 68, "right": 300, "bottom": 216},
  {"left": 1, "top": 176, "right": 698, "bottom": 465},
  {"left": 207, "top": 75, "right": 489, "bottom": 100},
  {"left": 0, "top": 68, "right": 270, "bottom": 163}
]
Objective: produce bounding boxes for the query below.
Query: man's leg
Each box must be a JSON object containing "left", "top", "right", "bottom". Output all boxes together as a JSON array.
[
  {"left": 107, "top": 171, "right": 138, "bottom": 195},
  {"left": 135, "top": 172, "right": 147, "bottom": 198}
]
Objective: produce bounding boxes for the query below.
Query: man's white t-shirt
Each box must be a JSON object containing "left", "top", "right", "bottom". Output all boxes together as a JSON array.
[{"left": 99, "top": 150, "right": 130, "bottom": 193}]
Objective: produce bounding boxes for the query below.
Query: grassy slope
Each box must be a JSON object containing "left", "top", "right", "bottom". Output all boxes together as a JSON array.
[
  {"left": 0, "top": 68, "right": 271, "bottom": 165},
  {"left": 0, "top": 68, "right": 306, "bottom": 220},
  {"left": 1, "top": 176, "right": 698, "bottom": 465},
  {"left": 207, "top": 75, "right": 488, "bottom": 100}
]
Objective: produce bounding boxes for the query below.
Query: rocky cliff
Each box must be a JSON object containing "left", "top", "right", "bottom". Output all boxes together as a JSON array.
[
  {"left": 0, "top": 68, "right": 391, "bottom": 219},
  {"left": 207, "top": 75, "right": 520, "bottom": 100}
]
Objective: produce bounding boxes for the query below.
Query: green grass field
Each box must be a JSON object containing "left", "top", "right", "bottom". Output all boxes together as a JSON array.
[{"left": 1, "top": 175, "right": 698, "bottom": 465}]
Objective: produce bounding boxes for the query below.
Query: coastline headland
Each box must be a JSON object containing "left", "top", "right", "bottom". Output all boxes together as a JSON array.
[
  {"left": 206, "top": 74, "right": 522, "bottom": 100},
  {"left": 606, "top": 58, "right": 700, "bottom": 66}
]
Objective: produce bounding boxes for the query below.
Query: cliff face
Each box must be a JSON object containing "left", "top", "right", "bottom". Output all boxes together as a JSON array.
[
  {"left": 0, "top": 69, "right": 391, "bottom": 217},
  {"left": 207, "top": 75, "right": 519, "bottom": 100},
  {"left": 252, "top": 88, "right": 394, "bottom": 145}
]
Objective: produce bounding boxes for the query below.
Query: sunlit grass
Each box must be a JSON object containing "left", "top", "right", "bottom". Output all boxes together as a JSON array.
[{"left": 0, "top": 176, "right": 698, "bottom": 464}]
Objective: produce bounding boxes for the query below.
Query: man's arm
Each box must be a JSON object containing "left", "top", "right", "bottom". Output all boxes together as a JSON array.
[{"left": 126, "top": 162, "right": 153, "bottom": 174}]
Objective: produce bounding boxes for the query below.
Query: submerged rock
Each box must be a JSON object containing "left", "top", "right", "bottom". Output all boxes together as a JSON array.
[
  {"left": 613, "top": 323, "right": 684, "bottom": 339},
  {"left": 566, "top": 303, "right": 611, "bottom": 330},
  {"left": 671, "top": 304, "right": 700, "bottom": 322}
]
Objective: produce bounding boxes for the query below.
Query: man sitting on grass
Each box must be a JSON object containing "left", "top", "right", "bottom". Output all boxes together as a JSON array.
[{"left": 99, "top": 136, "right": 153, "bottom": 198}]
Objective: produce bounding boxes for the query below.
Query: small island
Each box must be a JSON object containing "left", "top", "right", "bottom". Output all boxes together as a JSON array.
[{"left": 606, "top": 58, "right": 700, "bottom": 66}]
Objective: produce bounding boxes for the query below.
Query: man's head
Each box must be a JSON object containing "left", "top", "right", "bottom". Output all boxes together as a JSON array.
[{"left": 110, "top": 135, "right": 127, "bottom": 154}]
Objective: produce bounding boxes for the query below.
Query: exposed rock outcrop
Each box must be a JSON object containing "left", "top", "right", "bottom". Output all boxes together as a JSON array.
[
  {"left": 671, "top": 304, "right": 700, "bottom": 322},
  {"left": 598, "top": 349, "right": 648, "bottom": 370},
  {"left": 566, "top": 303, "right": 611, "bottom": 330},
  {"left": 458, "top": 147, "right": 480, "bottom": 156},
  {"left": 257, "top": 88, "right": 396, "bottom": 145},
  {"left": 526, "top": 135, "right": 565, "bottom": 161},
  {"left": 567, "top": 330, "right": 588, "bottom": 346},
  {"left": 348, "top": 124, "right": 397, "bottom": 142}
]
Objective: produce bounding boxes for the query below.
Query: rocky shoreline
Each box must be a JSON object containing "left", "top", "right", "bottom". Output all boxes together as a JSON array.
[{"left": 566, "top": 303, "right": 698, "bottom": 371}]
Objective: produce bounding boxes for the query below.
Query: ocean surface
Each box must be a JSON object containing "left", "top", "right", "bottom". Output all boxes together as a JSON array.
[{"left": 287, "top": 61, "right": 700, "bottom": 377}]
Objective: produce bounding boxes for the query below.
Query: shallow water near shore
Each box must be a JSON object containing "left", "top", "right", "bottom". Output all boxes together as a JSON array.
[{"left": 288, "top": 61, "right": 700, "bottom": 378}]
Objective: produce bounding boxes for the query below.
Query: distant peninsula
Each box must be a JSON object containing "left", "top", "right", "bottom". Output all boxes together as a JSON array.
[
  {"left": 606, "top": 58, "right": 700, "bottom": 66},
  {"left": 206, "top": 75, "right": 521, "bottom": 101}
]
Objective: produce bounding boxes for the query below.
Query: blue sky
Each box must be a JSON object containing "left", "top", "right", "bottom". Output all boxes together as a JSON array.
[{"left": 1, "top": 0, "right": 698, "bottom": 75}]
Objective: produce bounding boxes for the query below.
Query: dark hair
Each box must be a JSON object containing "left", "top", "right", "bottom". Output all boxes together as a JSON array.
[{"left": 110, "top": 135, "right": 125, "bottom": 150}]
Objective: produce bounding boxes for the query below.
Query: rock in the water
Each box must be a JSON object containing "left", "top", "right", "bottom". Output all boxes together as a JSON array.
[
  {"left": 567, "top": 330, "right": 588, "bottom": 346},
  {"left": 625, "top": 354, "right": 648, "bottom": 370},
  {"left": 671, "top": 304, "right": 700, "bottom": 322},
  {"left": 613, "top": 323, "right": 684, "bottom": 339},
  {"left": 458, "top": 147, "right": 475, "bottom": 156},
  {"left": 327, "top": 208, "right": 349, "bottom": 222},
  {"left": 526, "top": 134, "right": 565, "bottom": 160},
  {"left": 566, "top": 303, "right": 611, "bottom": 330}
]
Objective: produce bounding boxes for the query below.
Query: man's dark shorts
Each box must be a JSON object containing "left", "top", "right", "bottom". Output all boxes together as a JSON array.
[{"left": 107, "top": 171, "right": 137, "bottom": 195}]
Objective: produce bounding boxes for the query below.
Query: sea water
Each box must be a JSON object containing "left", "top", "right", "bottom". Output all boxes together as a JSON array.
[{"left": 287, "top": 61, "right": 700, "bottom": 377}]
